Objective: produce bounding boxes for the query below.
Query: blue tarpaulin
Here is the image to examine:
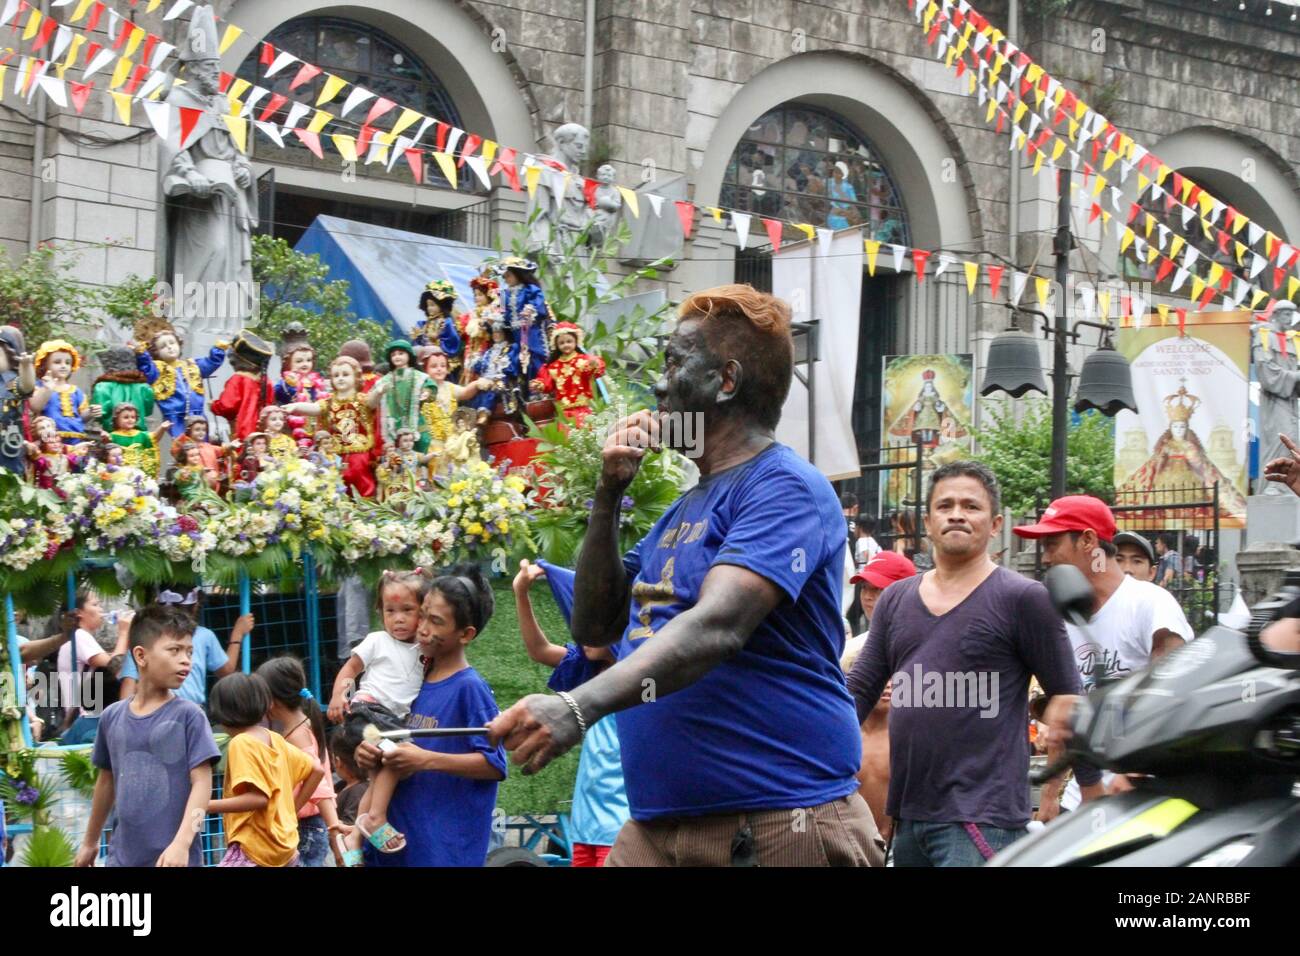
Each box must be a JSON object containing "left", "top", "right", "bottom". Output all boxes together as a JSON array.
[{"left": 293, "top": 214, "right": 496, "bottom": 338}]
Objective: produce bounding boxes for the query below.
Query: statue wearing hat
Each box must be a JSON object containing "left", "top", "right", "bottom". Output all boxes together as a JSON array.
[
  {"left": 497, "top": 256, "right": 552, "bottom": 383},
  {"left": 367, "top": 339, "right": 437, "bottom": 452},
  {"left": 1254, "top": 300, "right": 1300, "bottom": 495},
  {"left": 157, "top": 4, "right": 256, "bottom": 338},
  {"left": 414, "top": 280, "right": 465, "bottom": 362},
  {"left": 210, "top": 331, "right": 276, "bottom": 440},
  {"left": 529, "top": 322, "right": 605, "bottom": 427},
  {"left": 0, "top": 326, "right": 37, "bottom": 477},
  {"left": 458, "top": 267, "right": 499, "bottom": 409}
]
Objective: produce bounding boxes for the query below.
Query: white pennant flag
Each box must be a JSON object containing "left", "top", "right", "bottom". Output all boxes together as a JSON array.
[
  {"left": 1008, "top": 63, "right": 1025, "bottom": 88},
  {"left": 1133, "top": 237, "right": 1146, "bottom": 262},
  {"left": 51, "top": 25, "right": 73, "bottom": 63},
  {"left": 1069, "top": 150, "right": 1080, "bottom": 172},
  {"left": 977, "top": 83, "right": 987, "bottom": 107},
  {"left": 973, "top": 32, "right": 988, "bottom": 53},
  {"left": 107, "top": 9, "right": 120, "bottom": 43},
  {"left": 1180, "top": 204, "right": 1194, "bottom": 228},
  {"left": 1280, "top": 242, "right": 1296, "bottom": 265},
  {"left": 646, "top": 193, "right": 664, "bottom": 217},
  {"left": 240, "top": 86, "right": 270, "bottom": 119},
  {"left": 1227, "top": 279, "right": 1249, "bottom": 309},
  {"left": 364, "top": 139, "right": 386, "bottom": 166},
  {"left": 937, "top": 35, "right": 949, "bottom": 59},
  {"left": 1046, "top": 77, "right": 1061, "bottom": 102},
  {"left": 265, "top": 51, "right": 297, "bottom": 78},
  {"left": 1131, "top": 291, "right": 1146, "bottom": 324},
  {"left": 1247, "top": 221, "right": 1265, "bottom": 247},
  {"left": 445, "top": 128, "right": 464, "bottom": 158},
  {"left": 1131, "top": 143, "right": 1148, "bottom": 166},
  {"left": 1109, "top": 187, "right": 1124, "bottom": 213},
  {"left": 36, "top": 75, "right": 68, "bottom": 108},
  {"left": 996, "top": 80, "right": 1008, "bottom": 103},
  {"left": 1011, "top": 271, "right": 1029, "bottom": 304},
  {"left": 281, "top": 100, "right": 310, "bottom": 131},
  {"left": 935, "top": 254, "right": 954, "bottom": 277},
  {"left": 12, "top": 58, "right": 26, "bottom": 97},
  {"left": 466, "top": 155, "right": 491, "bottom": 190},
  {"left": 1117, "top": 160, "right": 1131, "bottom": 184},
  {"left": 255, "top": 121, "right": 284, "bottom": 148},
  {"left": 1183, "top": 245, "right": 1199, "bottom": 270},
  {"left": 410, "top": 116, "right": 434, "bottom": 147},
  {"left": 958, "top": 0, "right": 971, "bottom": 12},
  {"left": 141, "top": 99, "right": 171, "bottom": 139},
  {"left": 1027, "top": 113, "right": 1041, "bottom": 138},
  {"left": 25, "top": 61, "right": 52, "bottom": 102},
  {"left": 1250, "top": 252, "right": 1267, "bottom": 280},
  {"left": 83, "top": 46, "right": 116, "bottom": 80},
  {"left": 0, "top": 0, "right": 18, "bottom": 26},
  {"left": 163, "top": 0, "right": 193, "bottom": 21},
  {"left": 731, "top": 212, "right": 751, "bottom": 251},
  {"left": 137, "top": 70, "right": 167, "bottom": 100},
  {"left": 816, "top": 228, "right": 834, "bottom": 256},
  {"left": 1156, "top": 224, "right": 1170, "bottom": 250},
  {"left": 1208, "top": 199, "right": 1224, "bottom": 224},
  {"left": 386, "top": 135, "right": 414, "bottom": 173},
  {"left": 1152, "top": 184, "right": 1165, "bottom": 203},
  {"left": 889, "top": 244, "right": 905, "bottom": 273},
  {"left": 51, "top": 0, "right": 76, "bottom": 6},
  {"left": 1171, "top": 267, "right": 1190, "bottom": 293},
  {"left": 150, "top": 42, "right": 175, "bottom": 70},
  {"left": 340, "top": 85, "right": 374, "bottom": 118}
]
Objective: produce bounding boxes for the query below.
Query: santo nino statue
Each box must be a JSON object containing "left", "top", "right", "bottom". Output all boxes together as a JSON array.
[{"left": 157, "top": 4, "right": 256, "bottom": 338}]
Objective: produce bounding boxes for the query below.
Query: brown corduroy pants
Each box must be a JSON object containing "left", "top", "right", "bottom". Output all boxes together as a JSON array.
[{"left": 603, "top": 793, "right": 885, "bottom": 867}]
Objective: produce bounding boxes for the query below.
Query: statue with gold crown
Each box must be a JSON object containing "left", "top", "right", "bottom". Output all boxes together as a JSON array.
[
  {"left": 157, "top": 4, "right": 256, "bottom": 339},
  {"left": 1117, "top": 382, "right": 1247, "bottom": 515},
  {"left": 888, "top": 369, "right": 964, "bottom": 450}
]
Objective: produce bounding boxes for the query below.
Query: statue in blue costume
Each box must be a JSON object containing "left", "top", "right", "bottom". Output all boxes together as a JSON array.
[
  {"left": 29, "top": 340, "right": 99, "bottom": 447},
  {"left": 414, "top": 280, "right": 464, "bottom": 365},
  {"left": 471, "top": 315, "right": 522, "bottom": 416},
  {"left": 134, "top": 316, "right": 226, "bottom": 438},
  {"left": 496, "top": 256, "right": 551, "bottom": 385},
  {"left": 0, "top": 327, "right": 37, "bottom": 476}
]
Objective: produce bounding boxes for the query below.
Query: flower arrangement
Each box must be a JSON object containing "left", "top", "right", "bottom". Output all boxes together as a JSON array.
[{"left": 59, "top": 464, "right": 173, "bottom": 555}]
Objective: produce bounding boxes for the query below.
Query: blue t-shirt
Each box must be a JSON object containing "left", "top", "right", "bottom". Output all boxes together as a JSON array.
[
  {"left": 365, "top": 666, "right": 506, "bottom": 867},
  {"left": 548, "top": 645, "right": 629, "bottom": 846},
  {"left": 119, "top": 626, "right": 226, "bottom": 706},
  {"left": 613, "top": 442, "right": 861, "bottom": 819},
  {"left": 91, "top": 696, "right": 221, "bottom": 867}
]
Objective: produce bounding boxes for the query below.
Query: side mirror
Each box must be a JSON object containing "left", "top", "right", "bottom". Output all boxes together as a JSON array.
[
  {"left": 1043, "top": 564, "right": 1094, "bottom": 626},
  {"left": 1245, "top": 567, "right": 1300, "bottom": 672}
]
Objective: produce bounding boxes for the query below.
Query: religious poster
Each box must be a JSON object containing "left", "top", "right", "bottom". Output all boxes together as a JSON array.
[
  {"left": 879, "top": 354, "right": 974, "bottom": 513},
  {"left": 1113, "top": 312, "right": 1251, "bottom": 529}
]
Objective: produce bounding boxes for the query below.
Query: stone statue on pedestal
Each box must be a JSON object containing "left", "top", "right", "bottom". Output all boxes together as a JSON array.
[
  {"left": 1253, "top": 301, "right": 1300, "bottom": 496},
  {"left": 525, "top": 122, "right": 594, "bottom": 255},
  {"left": 157, "top": 4, "right": 257, "bottom": 338}
]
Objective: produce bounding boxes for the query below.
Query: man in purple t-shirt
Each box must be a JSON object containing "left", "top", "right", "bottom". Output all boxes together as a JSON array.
[{"left": 847, "top": 461, "right": 1103, "bottom": 866}]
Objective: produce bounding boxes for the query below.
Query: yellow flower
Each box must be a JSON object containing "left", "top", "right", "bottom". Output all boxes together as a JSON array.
[
  {"left": 497, "top": 519, "right": 509, "bottom": 534},
  {"left": 466, "top": 521, "right": 483, "bottom": 536},
  {"left": 449, "top": 480, "right": 468, "bottom": 494},
  {"left": 495, "top": 497, "right": 508, "bottom": 509},
  {"left": 447, "top": 495, "right": 462, "bottom": 508},
  {"left": 108, "top": 507, "right": 127, "bottom": 522}
]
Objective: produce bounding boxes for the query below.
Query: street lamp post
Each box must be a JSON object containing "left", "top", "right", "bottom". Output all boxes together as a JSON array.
[{"left": 1050, "top": 167, "right": 1073, "bottom": 499}]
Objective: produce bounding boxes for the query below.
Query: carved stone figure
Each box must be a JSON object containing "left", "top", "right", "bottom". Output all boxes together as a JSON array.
[
  {"left": 1254, "top": 301, "right": 1300, "bottom": 495},
  {"left": 526, "top": 122, "right": 593, "bottom": 254}
]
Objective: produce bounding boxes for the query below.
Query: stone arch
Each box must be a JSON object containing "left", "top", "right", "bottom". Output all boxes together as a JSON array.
[
  {"left": 1148, "top": 126, "right": 1300, "bottom": 243},
  {"left": 222, "top": 0, "right": 540, "bottom": 156},
  {"left": 695, "top": 50, "right": 984, "bottom": 252}
]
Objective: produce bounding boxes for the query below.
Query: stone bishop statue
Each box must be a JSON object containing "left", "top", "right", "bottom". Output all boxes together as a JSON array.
[{"left": 1254, "top": 300, "right": 1300, "bottom": 495}]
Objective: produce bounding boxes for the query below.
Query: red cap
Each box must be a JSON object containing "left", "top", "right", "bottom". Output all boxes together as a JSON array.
[
  {"left": 1012, "top": 495, "right": 1116, "bottom": 542},
  {"left": 851, "top": 551, "right": 917, "bottom": 589}
]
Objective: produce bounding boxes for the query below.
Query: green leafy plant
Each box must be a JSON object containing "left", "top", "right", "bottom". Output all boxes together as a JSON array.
[
  {"left": 101, "top": 273, "right": 163, "bottom": 330},
  {"left": 249, "top": 234, "right": 389, "bottom": 364},
  {"left": 59, "top": 749, "right": 98, "bottom": 798},
  {"left": 19, "top": 825, "right": 76, "bottom": 867},
  {"left": 971, "top": 398, "right": 1115, "bottom": 516},
  {"left": 0, "top": 243, "right": 102, "bottom": 352}
]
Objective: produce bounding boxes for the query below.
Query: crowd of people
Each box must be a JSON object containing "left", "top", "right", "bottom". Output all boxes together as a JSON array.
[{"left": 3, "top": 282, "right": 1242, "bottom": 869}]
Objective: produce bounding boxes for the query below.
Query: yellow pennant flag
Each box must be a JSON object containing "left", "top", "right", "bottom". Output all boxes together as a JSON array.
[
  {"left": 307, "top": 109, "right": 332, "bottom": 134},
  {"left": 147, "top": 0, "right": 163, "bottom": 11},
  {"left": 317, "top": 74, "right": 347, "bottom": 106},
  {"left": 865, "top": 239, "right": 880, "bottom": 276},
  {"left": 330, "top": 134, "right": 357, "bottom": 163},
  {"left": 1102, "top": 150, "right": 1118, "bottom": 171},
  {"left": 1101, "top": 210, "right": 1112, "bottom": 225},
  {"left": 1180, "top": 177, "right": 1194, "bottom": 203},
  {"left": 945, "top": 46, "right": 958, "bottom": 69},
  {"left": 991, "top": 53, "right": 1006, "bottom": 79},
  {"left": 218, "top": 25, "right": 243, "bottom": 55},
  {"left": 525, "top": 164, "right": 542, "bottom": 198},
  {"left": 125, "top": 25, "right": 146, "bottom": 60},
  {"left": 986, "top": 98, "right": 997, "bottom": 123},
  {"left": 707, "top": 206, "right": 723, "bottom": 223},
  {"left": 964, "top": 260, "right": 979, "bottom": 294},
  {"left": 1169, "top": 235, "right": 1185, "bottom": 260},
  {"left": 1144, "top": 214, "right": 1155, "bottom": 239},
  {"left": 1290, "top": 276, "right": 1300, "bottom": 302},
  {"left": 110, "top": 90, "right": 132, "bottom": 124},
  {"left": 1092, "top": 175, "right": 1106, "bottom": 198},
  {"left": 1259, "top": 326, "right": 1272, "bottom": 350},
  {"left": 1119, "top": 228, "right": 1135, "bottom": 254},
  {"left": 481, "top": 140, "right": 497, "bottom": 166},
  {"left": 63, "top": 34, "right": 85, "bottom": 71},
  {"left": 923, "top": 2, "right": 938, "bottom": 32},
  {"left": 1197, "top": 191, "right": 1214, "bottom": 217},
  {"left": 795, "top": 223, "right": 815, "bottom": 242},
  {"left": 1013, "top": 101, "right": 1027, "bottom": 125},
  {"left": 1200, "top": 219, "right": 1213, "bottom": 243},
  {"left": 391, "top": 108, "right": 421, "bottom": 137},
  {"left": 1251, "top": 288, "right": 1269, "bottom": 309},
  {"left": 1191, "top": 276, "right": 1206, "bottom": 301},
  {"left": 1137, "top": 173, "right": 1150, "bottom": 194},
  {"left": 968, "top": 71, "right": 977, "bottom": 96},
  {"left": 1032, "top": 150, "right": 1044, "bottom": 176},
  {"left": 618, "top": 186, "right": 639, "bottom": 218},
  {"left": 1067, "top": 119, "right": 1079, "bottom": 140},
  {"left": 1146, "top": 243, "right": 1159, "bottom": 265},
  {"left": 1016, "top": 130, "right": 1027, "bottom": 151},
  {"left": 229, "top": 77, "right": 251, "bottom": 102},
  {"left": 1053, "top": 86, "right": 1067, "bottom": 108},
  {"left": 72, "top": 0, "right": 96, "bottom": 22},
  {"left": 432, "top": 151, "right": 457, "bottom": 189},
  {"left": 1099, "top": 291, "right": 1111, "bottom": 319},
  {"left": 1208, "top": 263, "right": 1224, "bottom": 287},
  {"left": 228, "top": 98, "right": 243, "bottom": 118},
  {"left": 222, "top": 114, "right": 248, "bottom": 153},
  {"left": 1157, "top": 303, "right": 1170, "bottom": 326},
  {"left": 1034, "top": 85, "right": 1045, "bottom": 108},
  {"left": 109, "top": 57, "right": 132, "bottom": 90},
  {"left": 22, "top": 8, "right": 42, "bottom": 41},
  {"left": 1074, "top": 99, "right": 1088, "bottom": 120},
  {"left": 1051, "top": 139, "right": 1065, "bottom": 163},
  {"left": 1234, "top": 242, "right": 1247, "bottom": 266},
  {"left": 1156, "top": 164, "right": 1171, "bottom": 186},
  {"left": 1231, "top": 213, "right": 1247, "bottom": 236},
  {"left": 1035, "top": 276, "right": 1051, "bottom": 308}
]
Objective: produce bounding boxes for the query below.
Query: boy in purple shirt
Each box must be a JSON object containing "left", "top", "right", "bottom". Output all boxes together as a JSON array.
[
  {"left": 77, "top": 605, "right": 220, "bottom": 867},
  {"left": 847, "top": 461, "right": 1101, "bottom": 866}
]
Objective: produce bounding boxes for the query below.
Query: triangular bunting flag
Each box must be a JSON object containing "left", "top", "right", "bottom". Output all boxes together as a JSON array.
[
  {"left": 254, "top": 121, "right": 283, "bottom": 148},
  {"left": 217, "top": 24, "right": 242, "bottom": 55},
  {"left": 889, "top": 244, "right": 905, "bottom": 274},
  {"left": 864, "top": 238, "right": 879, "bottom": 275},
  {"left": 987, "top": 264, "right": 1004, "bottom": 298},
  {"left": 404, "top": 148, "right": 423, "bottom": 184},
  {"left": 293, "top": 128, "right": 323, "bottom": 159},
  {"left": 912, "top": 249, "right": 930, "bottom": 283},
  {"left": 330, "top": 133, "right": 357, "bottom": 163},
  {"left": 675, "top": 201, "right": 694, "bottom": 239},
  {"left": 178, "top": 105, "right": 200, "bottom": 145},
  {"left": 140, "top": 98, "right": 169, "bottom": 138},
  {"left": 222, "top": 114, "right": 247, "bottom": 153},
  {"left": 963, "top": 259, "right": 979, "bottom": 294},
  {"left": 1035, "top": 275, "right": 1050, "bottom": 308},
  {"left": 763, "top": 218, "right": 783, "bottom": 251},
  {"left": 316, "top": 73, "right": 347, "bottom": 106},
  {"left": 68, "top": 78, "right": 92, "bottom": 113},
  {"left": 465, "top": 155, "right": 491, "bottom": 190},
  {"left": 290, "top": 62, "right": 322, "bottom": 91},
  {"left": 266, "top": 51, "right": 297, "bottom": 78},
  {"left": 646, "top": 193, "right": 665, "bottom": 217},
  {"left": 341, "top": 85, "right": 374, "bottom": 118},
  {"left": 1011, "top": 271, "right": 1028, "bottom": 304}
]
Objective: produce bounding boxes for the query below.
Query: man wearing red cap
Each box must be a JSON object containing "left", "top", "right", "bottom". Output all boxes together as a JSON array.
[
  {"left": 841, "top": 551, "right": 916, "bottom": 844},
  {"left": 1013, "top": 495, "right": 1192, "bottom": 819}
]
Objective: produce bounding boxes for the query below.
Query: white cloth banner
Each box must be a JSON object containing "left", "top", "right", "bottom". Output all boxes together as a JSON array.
[{"left": 772, "top": 228, "right": 864, "bottom": 481}]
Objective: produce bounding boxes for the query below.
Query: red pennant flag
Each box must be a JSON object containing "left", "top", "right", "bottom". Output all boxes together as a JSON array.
[
  {"left": 355, "top": 124, "right": 375, "bottom": 158},
  {"left": 954, "top": 57, "right": 966, "bottom": 77},
  {"left": 926, "top": 20, "right": 941, "bottom": 44},
  {"left": 86, "top": 2, "right": 105, "bottom": 34},
  {"left": 1062, "top": 90, "right": 1077, "bottom": 112},
  {"left": 1052, "top": 108, "right": 1066, "bottom": 127},
  {"left": 1285, "top": 249, "right": 1300, "bottom": 270},
  {"left": 1163, "top": 192, "right": 1175, "bottom": 213},
  {"left": 458, "top": 133, "right": 481, "bottom": 167},
  {"left": 1090, "top": 140, "right": 1100, "bottom": 165},
  {"left": 32, "top": 15, "right": 57, "bottom": 52},
  {"left": 289, "top": 62, "right": 322, "bottom": 90},
  {"left": 1226, "top": 206, "right": 1239, "bottom": 231},
  {"left": 1197, "top": 283, "right": 1216, "bottom": 311},
  {"left": 85, "top": 41, "right": 102, "bottom": 64},
  {"left": 994, "top": 111, "right": 1004, "bottom": 134},
  {"left": 582, "top": 177, "right": 598, "bottom": 208},
  {"left": 1171, "top": 172, "right": 1184, "bottom": 198},
  {"left": 912, "top": 249, "right": 930, "bottom": 283},
  {"left": 141, "top": 33, "right": 158, "bottom": 67},
  {"left": 1219, "top": 270, "right": 1233, "bottom": 292},
  {"left": 1034, "top": 130, "right": 1050, "bottom": 151},
  {"left": 1261, "top": 299, "right": 1278, "bottom": 323},
  {"left": 69, "top": 80, "right": 93, "bottom": 115},
  {"left": 1019, "top": 77, "right": 1032, "bottom": 98},
  {"left": 1089, "top": 203, "right": 1102, "bottom": 224},
  {"left": 1127, "top": 203, "right": 1141, "bottom": 225},
  {"left": 1275, "top": 268, "right": 1285, "bottom": 291},
  {"left": 365, "top": 97, "right": 396, "bottom": 125},
  {"left": 952, "top": 8, "right": 965, "bottom": 26},
  {"left": 1216, "top": 229, "right": 1230, "bottom": 256},
  {"left": 1176, "top": 307, "right": 1187, "bottom": 335},
  {"left": 179, "top": 106, "right": 201, "bottom": 145},
  {"left": 675, "top": 200, "right": 694, "bottom": 239},
  {"left": 260, "top": 42, "right": 275, "bottom": 67},
  {"left": 258, "top": 93, "right": 287, "bottom": 122},
  {"left": 124, "top": 63, "right": 148, "bottom": 95},
  {"left": 1188, "top": 184, "right": 1202, "bottom": 206},
  {"left": 762, "top": 218, "right": 783, "bottom": 251},
  {"left": 1155, "top": 258, "right": 1174, "bottom": 284},
  {"left": 112, "top": 18, "right": 130, "bottom": 50},
  {"left": 218, "top": 71, "right": 233, "bottom": 93},
  {"left": 435, "top": 122, "right": 449, "bottom": 152},
  {"left": 293, "top": 128, "right": 324, "bottom": 159},
  {"left": 1281, "top": 331, "right": 1290, "bottom": 358},
  {"left": 404, "top": 148, "right": 423, "bottom": 184},
  {"left": 987, "top": 265, "right": 1005, "bottom": 299},
  {"left": 490, "top": 146, "right": 521, "bottom": 191}
]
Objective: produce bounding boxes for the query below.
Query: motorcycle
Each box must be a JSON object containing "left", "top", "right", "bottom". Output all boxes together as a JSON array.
[{"left": 989, "top": 563, "right": 1300, "bottom": 866}]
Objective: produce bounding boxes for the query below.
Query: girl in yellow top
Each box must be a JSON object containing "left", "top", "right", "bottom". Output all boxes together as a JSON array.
[{"left": 209, "top": 672, "right": 324, "bottom": 867}]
